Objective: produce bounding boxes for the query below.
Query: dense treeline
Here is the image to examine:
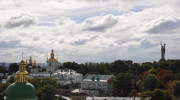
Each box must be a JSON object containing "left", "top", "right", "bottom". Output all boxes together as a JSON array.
[
  {"left": 60, "top": 59, "right": 180, "bottom": 99},
  {"left": 60, "top": 60, "right": 132, "bottom": 76},
  {"left": 1, "top": 59, "right": 180, "bottom": 99}
]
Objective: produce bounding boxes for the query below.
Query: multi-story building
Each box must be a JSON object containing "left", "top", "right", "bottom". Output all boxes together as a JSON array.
[
  {"left": 51, "top": 68, "right": 83, "bottom": 85},
  {"left": 80, "top": 74, "right": 115, "bottom": 96}
]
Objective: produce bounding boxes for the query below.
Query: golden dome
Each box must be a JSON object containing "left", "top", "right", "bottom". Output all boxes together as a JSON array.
[
  {"left": 47, "top": 49, "right": 58, "bottom": 62},
  {"left": 20, "top": 60, "right": 26, "bottom": 65},
  {"left": 29, "top": 56, "right": 32, "bottom": 62},
  {"left": 51, "top": 49, "right": 54, "bottom": 59},
  {"left": 16, "top": 60, "right": 28, "bottom": 82}
]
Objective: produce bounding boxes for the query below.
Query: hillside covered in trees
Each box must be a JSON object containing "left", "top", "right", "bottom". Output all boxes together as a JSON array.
[
  {"left": 60, "top": 59, "right": 180, "bottom": 99},
  {"left": 1, "top": 59, "right": 180, "bottom": 100}
]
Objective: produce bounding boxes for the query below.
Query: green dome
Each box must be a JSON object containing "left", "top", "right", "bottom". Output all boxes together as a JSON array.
[{"left": 4, "top": 82, "right": 37, "bottom": 100}]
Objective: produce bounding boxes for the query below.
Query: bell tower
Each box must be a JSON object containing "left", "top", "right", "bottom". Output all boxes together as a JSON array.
[{"left": 46, "top": 49, "right": 58, "bottom": 72}]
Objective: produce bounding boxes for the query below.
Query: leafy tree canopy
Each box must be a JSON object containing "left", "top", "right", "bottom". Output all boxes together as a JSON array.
[{"left": 143, "top": 74, "right": 160, "bottom": 91}]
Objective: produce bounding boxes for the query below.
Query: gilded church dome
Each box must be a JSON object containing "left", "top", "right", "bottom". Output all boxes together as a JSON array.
[
  {"left": 47, "top": 49, "right": 58, "bottom": 62},
  {"left": 4, "top": 59, "right": 37, "bottom": 100}
]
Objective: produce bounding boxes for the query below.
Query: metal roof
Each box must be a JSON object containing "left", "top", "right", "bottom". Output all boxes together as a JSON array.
[{"left": 82, "top": 74, "right": 114, "bottom": 82}]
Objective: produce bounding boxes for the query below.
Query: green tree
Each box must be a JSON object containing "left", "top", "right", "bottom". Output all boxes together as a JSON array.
[
  {"left": 0, "top": 66, "right": 4, "bottom": 72},
  {"left": 76, "top": 69, "right": 86, "bottom": 76},
  {"left": 141, "top": 90, "right": 153, "bottom": 97},
  {"left": 143, "top": 74, "right": 160, "bottom": 90},
  {"left": 176, "top": 72, "right": 180, "bottom": 79},
  {"left": 113, "top": 73, "right": 132, "bottom": 96},
  {"left": 0, "top": 82, "right": 11, "bottom": 93},
  {"left": 62, "top": 62, "right": 79, "bottom": 70},
  {"left": 172, "top": 81, "right": 180, "bottom": 97},
  {"left": 9, "top": 63, "right": 19, "bottom": 73},
  {"left": 37, "top": 84, "right": 57, "bottom": 100},
  {"left": 169, "top": 61, "right": 180, "bottom": 74},
  {"left": 97, "top": 62, "right": 105, "bottom": 74},
  {"left": 104, "top": 69, "right": 111, "bottom": 75},
  {"left": 134, "top": 63, "right": 152, "bottom": 75},
  {"left": 148, "top": 68, "right": 157, "bottom": 75},
  {"left": 152, "top": 89, "right": 165, "bottom": 100},
  {"left": 0, "top": 90, "right": 5, "bottom": 100},
  {"left": 28, "top": 77, "right": 60, "bottom": 90},
  {"left": 112, "top": 60, "right": 129, "bottom": 75},
  {"left": 0, "top": 82, "right": 11, "bottom": 99},
  {"left": 98, "top": 92, "right": 111, "bottom": 97},
  {"left": 28, "top": 77, "right": 60, "bottom": 100},
  {"left": 130, "top": 63, "right": 141, "bottom": 75},
  {"left": 164, "top": 91, "right": 173, "bottom": 100}
]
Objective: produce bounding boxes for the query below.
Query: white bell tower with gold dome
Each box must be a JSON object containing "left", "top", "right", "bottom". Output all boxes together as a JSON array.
[{"left": 46, "top": 49, "right": 58, "bottom": 72}]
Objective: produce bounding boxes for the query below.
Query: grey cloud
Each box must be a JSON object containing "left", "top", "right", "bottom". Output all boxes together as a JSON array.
[
  {"left": 82, "top": 14, "right": 118, "bottom": 31},
  {"left": 33, "top": 35, "right": 40, "bottom": 41},
  {"left": 55, "top": 18, "right": 76, "bottom": 26},
  {"left": 71, "top": 39, "right": 87, "bottom": 45},
  {"left": 167, "top": 49, "right": 180, "bottom": 58},
  {"left": 139, "top": 38, "right": 158, "bottom": 48},
  {"left": 59, "top": 39, "right": 65, "bottom": 43},
  {"left": 145, "top": 16, "right": 180, "bottom": 33},
  {"left": 4, "top": 14, "right": 37, "bottom": 29},
  {"left": 89, "top": 35, "right": 100, "bottom": 41},
  {"left": 122, "top": 38, "right": 157, "bottom": 51},
  {"left": 0, "top": 24, "right": 1, "bottom": 28},
  {"left": 0, "top": 40, "right": 20, "bottom": 49}
]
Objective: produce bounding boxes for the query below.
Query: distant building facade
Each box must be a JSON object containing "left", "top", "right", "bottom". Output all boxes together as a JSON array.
[
  {"left": 26, "top": 56, "right": 42, "bottom": 72},
  {"left": 80, "top": 74, "right": 115, "bottom": 96},
  {"left": 51, "top": 68, "right": 83, "bottom": 85}
]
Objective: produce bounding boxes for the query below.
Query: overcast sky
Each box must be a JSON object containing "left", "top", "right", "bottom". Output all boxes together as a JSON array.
[{"left": 0, "top": 0, "right": 180, "bottom": 64}]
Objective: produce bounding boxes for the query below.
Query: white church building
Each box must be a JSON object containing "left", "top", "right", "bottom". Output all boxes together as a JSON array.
[
  {"left": 26, "top": 56, "right": 42, "bottom": 72},
  {"left": 46, "top": 49, "right": 58, "bottom": 72}
]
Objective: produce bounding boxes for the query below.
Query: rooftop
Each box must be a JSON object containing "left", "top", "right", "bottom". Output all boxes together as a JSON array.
[
  {"left": 82, "top": 74, "right": 114, "bottom": 82},
  {"left": 86, "top": 97, "right": 140, "bottom": 100}
]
